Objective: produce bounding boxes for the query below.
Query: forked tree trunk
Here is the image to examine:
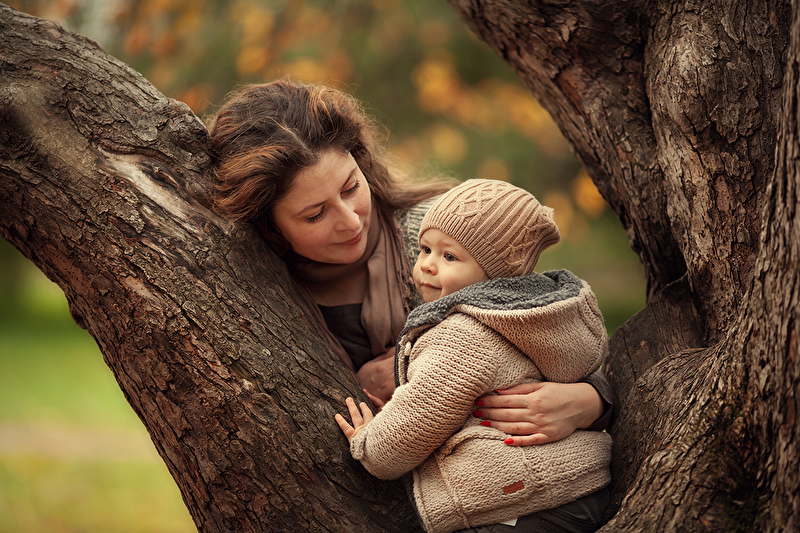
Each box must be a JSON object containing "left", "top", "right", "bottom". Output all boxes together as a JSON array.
[
  {"left": 2, "top": 0, "right": 799, "bottom": 531},
  {"left": 448, "top": 0, "right": 798, "bottom": 530}
]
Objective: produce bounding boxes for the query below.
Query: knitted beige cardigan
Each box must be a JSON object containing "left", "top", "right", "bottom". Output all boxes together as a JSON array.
[{"left": 350, "top": 270, "right": 613, "bottom": 533}]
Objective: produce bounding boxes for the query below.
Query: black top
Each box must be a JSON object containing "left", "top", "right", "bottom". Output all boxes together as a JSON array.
[{"left": 318, "top": 303, "right": 373, "bottom": 370}]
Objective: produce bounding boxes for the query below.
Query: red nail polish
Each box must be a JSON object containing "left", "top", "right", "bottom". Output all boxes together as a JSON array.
[
  {"left": 475, "top": 400, "right": 484, "bottom": 407},
  {"left": 473, "top": 410, "right": 483, "bottom": 418},
  {"left": 504, "top": 438, "right": 514, "bottom": 445},
  {"left": 480, "top": 421, "right": 491, "bottom": 427}
]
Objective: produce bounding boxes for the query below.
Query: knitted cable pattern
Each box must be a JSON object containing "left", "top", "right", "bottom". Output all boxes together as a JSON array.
[{"left": 419, "top": 179, "right": 560, "bottom": 278}]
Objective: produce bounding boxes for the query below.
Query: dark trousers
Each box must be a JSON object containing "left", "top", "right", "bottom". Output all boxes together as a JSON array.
[{"left": 453, "top": 487, "right": 610, "bottom": 533}]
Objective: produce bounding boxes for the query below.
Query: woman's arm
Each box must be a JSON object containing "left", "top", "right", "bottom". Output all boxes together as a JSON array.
[{"left": 474, "top": 375, "right": 610, "bottom": 446}]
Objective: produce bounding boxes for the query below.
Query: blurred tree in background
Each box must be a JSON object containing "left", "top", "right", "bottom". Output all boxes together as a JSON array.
[
  {"left": 10, "top": 0, "right": 580, "bottom": 187},
  {"left": 4, "top": 0, "right": 645, "bottom": 329}
]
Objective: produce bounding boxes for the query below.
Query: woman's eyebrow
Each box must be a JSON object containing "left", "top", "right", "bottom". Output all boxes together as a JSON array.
[
  {"left": 295, "top": 199, "right": 326, "bottom": 217},
  {"left": 294, "top": 166, "right": 358, "bottom": 217}
]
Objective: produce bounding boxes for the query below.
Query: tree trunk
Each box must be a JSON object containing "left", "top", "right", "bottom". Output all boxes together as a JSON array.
[
  {"left": 3, "top": 0, "right": 799, "bottom": 531},
  {"left": 0, "top": 6, "right": 419, "bottom": 533},
  {"left": 448, "top": 0, "right": 798, "bottom": 530}
]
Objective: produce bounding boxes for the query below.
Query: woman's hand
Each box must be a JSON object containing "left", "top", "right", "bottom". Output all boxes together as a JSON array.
[
  {"left": 362, "top": 389, "right": 386, "bottom": 411},
  {"left": 356, "top": 347, "right": 396, "bottom": 405},
  {"left": 473, "top": 382, "right": 604, "bottom": 446},
  {"left": 335, "top": 397, "right": 375, "bottom": 442}
]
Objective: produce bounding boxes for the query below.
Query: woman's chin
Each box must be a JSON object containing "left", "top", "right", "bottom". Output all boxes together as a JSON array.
[{"left": 326, "top": 242, "right": 368, "bottom": 265}]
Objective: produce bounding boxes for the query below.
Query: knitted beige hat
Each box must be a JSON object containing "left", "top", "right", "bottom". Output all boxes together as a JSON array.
[{"left": 419, "top": 179, "right": 561, "bottom": 279}]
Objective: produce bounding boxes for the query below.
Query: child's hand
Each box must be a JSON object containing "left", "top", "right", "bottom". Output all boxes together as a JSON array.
[{"left": 335, "top": 397, "right": 374, "bottom": 442}]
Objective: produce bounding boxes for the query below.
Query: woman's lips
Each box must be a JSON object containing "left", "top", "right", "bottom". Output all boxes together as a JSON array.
[{"left": 339, "top": 231, "right": 363, "bottom": 246}]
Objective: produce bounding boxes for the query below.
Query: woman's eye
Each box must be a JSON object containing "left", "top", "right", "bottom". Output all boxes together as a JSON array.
[
  {"left": 343, "top": 179, "right": 360, "bottom": 196},
  {"left": 306, "top": 208, "right": 324, "bottom": 222}
]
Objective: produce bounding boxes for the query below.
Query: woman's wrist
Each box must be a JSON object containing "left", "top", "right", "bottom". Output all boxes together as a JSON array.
[{"left": 575, "top": 382, "right": 606, "bottom": 430}]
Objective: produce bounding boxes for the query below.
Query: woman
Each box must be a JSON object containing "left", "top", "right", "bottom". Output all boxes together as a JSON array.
[{"left": 208, "top": 78, "right": 611, "bottom": 447}]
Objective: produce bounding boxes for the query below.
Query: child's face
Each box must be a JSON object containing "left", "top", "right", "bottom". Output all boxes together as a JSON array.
[{"left": 413, "top": 229, "right": 489, "bottom": 303}]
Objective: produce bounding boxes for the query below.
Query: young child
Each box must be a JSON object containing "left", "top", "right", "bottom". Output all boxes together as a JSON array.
[{"left": 335, "top": 179, "right": 612, "bottom": 533}]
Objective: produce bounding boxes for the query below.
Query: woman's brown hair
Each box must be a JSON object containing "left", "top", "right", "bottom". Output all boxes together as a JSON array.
[{"left": 208, "top": 78, "right": 450, "bottom": 241}]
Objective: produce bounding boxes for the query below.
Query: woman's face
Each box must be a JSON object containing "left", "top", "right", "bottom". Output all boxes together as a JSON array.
[{"left": 272, "top": 149, "right": 373, "bottom": 264}]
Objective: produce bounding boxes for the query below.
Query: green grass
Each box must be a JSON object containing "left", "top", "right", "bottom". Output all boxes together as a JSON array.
[
  {"left": 0, "top": 456, "right": 193, "bottom": 533},
  {"left": 0, "top": 319, "right": 139, "bottom": 430},
  {"left": 0, "top": 259, "right": 196, "bottom": 533}
]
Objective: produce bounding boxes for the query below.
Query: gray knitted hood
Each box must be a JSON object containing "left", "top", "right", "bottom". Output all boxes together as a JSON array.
[
  {"left": 398, "top": 269, "right": 608, "bottom": 383},
  {"left": 404, "top": 270, "right": 581, "bottom": 330}
]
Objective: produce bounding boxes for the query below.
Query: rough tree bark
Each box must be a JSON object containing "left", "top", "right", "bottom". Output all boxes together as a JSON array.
[
  {"left": 0, "top": 6, "right": 419, "bottom": 533},
  {"left": 448, "top": 0, "right": 798, "bottom": 530},
  {"left": 2, "top": 0, "right": 798, "bottom": 531}
]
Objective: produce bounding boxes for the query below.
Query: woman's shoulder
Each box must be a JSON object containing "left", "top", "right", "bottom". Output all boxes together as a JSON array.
[
  {"left": 394, "top": 195, "right": 441, "bottom": 264},
  {"left": 394, "top": 195, "right": 441, "bottom": 239}
]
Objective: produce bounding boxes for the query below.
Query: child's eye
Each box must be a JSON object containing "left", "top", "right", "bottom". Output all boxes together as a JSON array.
[
  {"left": 444, "top": 252, "right": 457, "bottom": 262},
  {"left": 420, "top": 246, "right": 431, "bottom": 254}
]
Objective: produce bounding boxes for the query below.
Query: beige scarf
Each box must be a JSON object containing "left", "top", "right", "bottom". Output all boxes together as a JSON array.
[{"left": 285, "top": 204, "right": 414, "bottom": 370}]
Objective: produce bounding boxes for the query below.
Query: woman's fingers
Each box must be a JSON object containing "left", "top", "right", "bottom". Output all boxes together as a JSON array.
[
  {"left": 495, "top": 382, "right": 542, "bottom": 395},
  {"left": 474, "top": 408, "right": 573, "bottom": 444},
  {"left": 502, "top": 434, "right": 553, "bottom": 446},
  {"left": 475, "top": 395, "right": 528, "bottom": 409},
  {"left": 363, "top": 388, "right": 386, "bottom": 411},
  {"left": 473, "top": 382, "right": 606, "bottom": 446},
  {"left": 474, "top": 407, "right": 533, "bottom": 423},
  {"left": 475, "top": 383, "right": 543, "bottom": 409},
  {"left": 472, "top": 382, "right": 579, "bottom": 444},
  {"left": 476, "top": 415, "right": 568, "bottom": 444},
  {"left": 356, "top": 348, "right": 397, "bottom": 404},
  {"left": 476, "top": 417, "right": 536, "bottom": 434}
]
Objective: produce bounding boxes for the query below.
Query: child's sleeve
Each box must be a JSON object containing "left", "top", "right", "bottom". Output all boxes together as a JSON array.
[{"left": 349, "top": 315, "right": 498, "bottom": 480}]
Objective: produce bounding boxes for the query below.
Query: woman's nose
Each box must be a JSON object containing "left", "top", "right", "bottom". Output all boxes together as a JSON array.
[{"left": 336, "top": 200, "right": 361, "bottom": 231}]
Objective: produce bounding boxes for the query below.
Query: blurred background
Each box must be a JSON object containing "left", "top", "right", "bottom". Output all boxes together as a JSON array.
[{"left": 1, "top": 0, "right": 645, "bottom": 531}]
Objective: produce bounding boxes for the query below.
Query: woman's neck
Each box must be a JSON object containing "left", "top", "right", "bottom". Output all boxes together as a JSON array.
[{"left": 304, "top": 264, "right": 368, "bottom": 307}]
